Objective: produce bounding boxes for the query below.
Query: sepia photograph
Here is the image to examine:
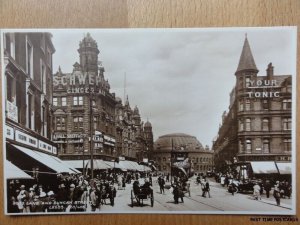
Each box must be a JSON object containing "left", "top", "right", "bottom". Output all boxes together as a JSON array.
[{"left": 1, "top": 27, "right": 297, "bottom": 215}]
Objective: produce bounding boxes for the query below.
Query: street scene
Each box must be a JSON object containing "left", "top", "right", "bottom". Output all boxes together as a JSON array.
[{"left": 2, "top": 28, "right": 296, "bottom": 215}]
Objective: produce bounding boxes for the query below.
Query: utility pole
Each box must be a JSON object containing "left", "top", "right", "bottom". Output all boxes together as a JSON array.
[{"left": 171, "top": 138, "right": 173, "bottom": 184}]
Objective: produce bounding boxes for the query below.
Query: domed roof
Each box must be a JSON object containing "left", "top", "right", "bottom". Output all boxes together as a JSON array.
[
  {"left": 144, "top": 121, "right": 152, "bottom": 128},
  {"left": 154, "top": 133, "right": 204, "bottom": 152}
]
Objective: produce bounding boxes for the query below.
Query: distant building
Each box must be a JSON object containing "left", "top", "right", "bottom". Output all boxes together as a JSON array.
[
  {"left": 152, "top": 133, "right": 214, "bottom": 175},
  {"left": 52, "top": 33, "right": 153, "bottom": 162},
  {"left": 213, "top": 36, "right": 292, "bottom": 171}
]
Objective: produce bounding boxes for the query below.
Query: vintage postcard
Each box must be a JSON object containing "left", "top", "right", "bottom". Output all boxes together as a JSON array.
[{"left": 1, "top": 27, "right": 297, "bottom": 215}]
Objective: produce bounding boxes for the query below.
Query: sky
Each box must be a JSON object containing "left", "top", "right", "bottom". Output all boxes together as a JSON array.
[{"left": 50, "top": 27, "right": 296, "bottom": 147}]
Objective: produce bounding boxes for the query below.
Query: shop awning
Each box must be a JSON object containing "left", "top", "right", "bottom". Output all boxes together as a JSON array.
[
  {"left": 93, "top": 160, "right": 112, "bottom": 170},
  {"left": 13, "top": 145, "right": 80, "bottom": 174},
  {"left": 103, "top": 161, "right": 126, "bottom": 170},
  {"left": 63, "top": 160, "right": 89, "bottom": 169},
  {"left": 119, "top": 160, "right": 138, "bottom": 171},
  {"left": 5, "top": 160, "right": 33, "bottom": 179},
  {"left": 250, "top": 161, "right": 278, "bottom": 174},
  {"left": 276, "top": 162, "right": 292, "bottom": 175}
]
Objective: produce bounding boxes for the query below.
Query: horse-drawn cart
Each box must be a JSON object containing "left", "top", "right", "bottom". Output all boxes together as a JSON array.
[{"left": 130, "top": 187, "right": 154, "bottom": 207}]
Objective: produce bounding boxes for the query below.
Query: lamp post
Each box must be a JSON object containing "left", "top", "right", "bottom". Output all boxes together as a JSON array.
[
  {"left": 170, "top": 139, "right": 174, "bottom": 184},
  {"left": 112, "top": 148, "right": 116, "bottom": 183}
]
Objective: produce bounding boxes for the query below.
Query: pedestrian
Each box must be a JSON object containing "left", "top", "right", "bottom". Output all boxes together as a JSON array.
[
  {"left": 17, "top": 185, "right": 29, "bottom": 213},
  {"left": 264, "top": 180, "right": 271, "bottom": 198},
  {"left": 172, "top": 184, "right": 184, "bottom": 204},
  {"left": 90, "top": 187, "right": 98, "bottom": 211},
  {"left": 158, "top": 176, "right": 165, "bottom": 194},
  {"left": 166, "top": 173, "right": 170, "bottom": 182},
  {"left": 253, "top": 183, "right": 261, "bottom": 200},
  {"left": 273, "top": 181, "right": 281, "bottom": 206},
  {"left": 284, "top": 181, "right": 291, "bottom": 199},
  {"left": 205, "top": 180, "right": 211, "bottom": 198},
  {"left": 228, "top": 181, "right": 237, "bottom": 196}
]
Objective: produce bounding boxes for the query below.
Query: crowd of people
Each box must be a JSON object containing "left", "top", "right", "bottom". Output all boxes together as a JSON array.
[
  {"left": 7, "top": 171, "right": 149, "bottom": 213},
  {"left": 214, "top": 171, "right": 292, "bottom": 206},
  {"left": 7, "top": 169, "right": 292, "bottom": 213}
]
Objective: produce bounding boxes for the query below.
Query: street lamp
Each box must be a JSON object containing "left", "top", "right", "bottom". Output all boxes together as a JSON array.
[
  {"left": 112, "top": 148, "right": 116, "bottom": 183},
  {"left": 170, "top": 139, "right": 174, "bottom": 184}
]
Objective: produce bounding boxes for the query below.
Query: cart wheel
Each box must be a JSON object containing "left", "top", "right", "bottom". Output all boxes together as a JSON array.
[{"left": 131, "top": 190, "right": 134, "bottom": 207}]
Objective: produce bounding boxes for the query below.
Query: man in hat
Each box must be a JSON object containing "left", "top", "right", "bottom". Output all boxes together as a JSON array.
[
  {"left": 17, "top": 185, "right": 29, "bottom": 212},
  {"left": 273, "top": 181, "right": 281, "bottom": 206}
]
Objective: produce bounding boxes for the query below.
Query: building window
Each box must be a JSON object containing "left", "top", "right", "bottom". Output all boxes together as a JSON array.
[
  {"left": 40, "top": 60, "right": 46, "bottom": 93},
  {"left": 93, "top": 116, "right": 98, "bottom": 130},
  {"left": 163, "top": 157, "right": 166, "bottom": 161},
  {"left": 53, "top": 97, "right": 58, "bottom": 106},
  {"left": 239, "top": 119, "right": 244, "bottom": 131},
  {"left": 74, "top": 143, "right": 83, "bottom": 152},
  {"left": 262, "top": 99, "right": 269, "bottom": 110},
  {"left": 73, "top": 116, "right": 83, "bottom": 130},
  {"left": 246, "top": 139, "right": 252, "bottom": 153},
  {"left": 27, "top": 93, "right": 34, "bottom": 129},
  {"left": 245, "top": 118, "right": 251, "bottom": 131},
  {"left": 245, "top": 77, "right": 251, "bottom": 87},
  {"left": 245, "top": 99, "right": 251, "bottom": 111},
  {"left": 239, "top": 140, "right": 244, "bottom": 152},
  {"left": 42, "top": 105, "right": 47, "bottom": 136},
  {"left": 92, "top": 100, "right": 96, "bottom": 106},
  {"left": 40, "top": 34, "right": 45, "bottom": 52},
  {"left": 282, "top": 99, "right": 292, "bottom": 110},
  {"left": 47, "top": 47, "right": 52, "bottom": 66},
  {"left": 283, "top": 139, "right": 292, "bottom": 152},
  {"left": 73, "top": 96, "right": 83, "bottom": 106},
  {"left": 56, "top": 117, "right": 66, "bottom": 130},
  {"left": 163, "top": 166, "right": 166, "bottom": 170},
  {"left": 262, "top": 118, "right": 269, "bottom": 131},
  {"left": 239, "top": 100, "right": 244, "bottom": 111},
  {"left": 283, "top": 118, "right": 292, "bottom": 130},
  {"left": 263, "top": 139, "right": 270, "bottom": 153},
  {"left": 61, "top": 97, "right": 67, "bottom": 106},
  {"left": 26, "top": 37, "right": 33, "bottom": 78},
  {"left": 6, "top": 74, "right": 15, "bottom": 103},
  {"left": 9, "top": 33, "right": 15, "bottom": 59}
]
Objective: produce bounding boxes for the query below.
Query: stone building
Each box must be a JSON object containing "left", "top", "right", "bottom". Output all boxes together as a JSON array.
[
  {"left": 152, "top": 133, "right": 214, "bottom": 175},
  {"left": 213, "top": 36, "right": 292, "bottom": 172},
  {"left": 3, "top": 32, "right": 79, "bottom": 186},
  {"left": 52, "top": 33, "right": 153, "bottom": 163}
]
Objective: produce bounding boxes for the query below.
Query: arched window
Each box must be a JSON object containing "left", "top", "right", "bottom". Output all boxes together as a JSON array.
[{"left": 262, "top": 118, "right": 269, "bottom": 131}]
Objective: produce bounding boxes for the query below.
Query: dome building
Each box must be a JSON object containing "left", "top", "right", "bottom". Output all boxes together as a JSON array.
[{"left": 151, "top": 133, "right": 214, "bottom": 175}]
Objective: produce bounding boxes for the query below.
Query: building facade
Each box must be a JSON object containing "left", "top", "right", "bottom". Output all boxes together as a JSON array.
[
  {"left": 213, "top": 36, "right": 292, "bottom": 171},
  {"left": 2, "top": 32, "right": 76, "bottom": 185},
  {"left": 152, "top": 133, "right": 214, "bottom": 175},
  {"left": 52, "top": 33, "right": 153, "bottom": 162}
]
